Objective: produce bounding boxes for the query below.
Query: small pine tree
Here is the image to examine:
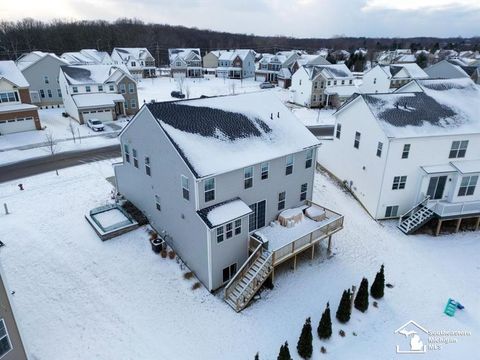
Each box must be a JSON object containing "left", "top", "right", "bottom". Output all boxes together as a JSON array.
[
  {"left": 297, "top": 317, "right": 313, "bottom": 359},
  {"left": 336, "top": 289, "right": 352, "bottom": 323},
  {"left": 278, "top": 341, "right": 292, "bottom": 360},
  {"left": 254, "top": 352, "right": 259, "bottom": 360},
  {"left": 354, "top": 278, "right": 369, "bottom": 312},
  {"left": 317, "top": 302, "right": 332, "bottom": 339},
  {"left": 371, "top": 265, "right": 385, "bottom": 299}
]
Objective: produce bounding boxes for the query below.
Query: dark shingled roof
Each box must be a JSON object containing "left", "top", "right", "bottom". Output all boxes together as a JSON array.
[
  {"left": 197, "top": 197, "right": 249, "bottom": 228},
  {"left": 61, "top": 66, "right": 92, "bottom": 84},
  {"left": 363, "top": 92, "right": 457, "bottom": 128}
]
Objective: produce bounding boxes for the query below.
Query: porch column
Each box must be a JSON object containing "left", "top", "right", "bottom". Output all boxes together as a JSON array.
[
  {"left": 435, "top": 220, "right": 443, "bottom": 236},
  {"left": 475, "top": 217, "right": 480, "bottom": 231},
  {"left": 455, "top": 218, "right": 462, "bottom": 233}
]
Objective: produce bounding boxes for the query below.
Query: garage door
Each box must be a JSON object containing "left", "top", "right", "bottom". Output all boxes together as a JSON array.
[
  {"left": 82, "top": 109, "right": 113, "bottom": 123},
  {"left": 0, "top": 117, "right": 36, "bottom": 135}
]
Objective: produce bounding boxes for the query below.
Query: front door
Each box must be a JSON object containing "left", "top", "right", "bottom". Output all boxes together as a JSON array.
[
  {"left": 249, "top": 200, "right": 266, "bottom": 232},
  {"left": 427, "top": 176, "right": 447, "bottom": 200}
]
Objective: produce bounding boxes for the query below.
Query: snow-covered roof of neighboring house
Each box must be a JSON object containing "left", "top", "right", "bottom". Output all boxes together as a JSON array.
[
  {"left": 379, "top": 63, "right": 429, "bottom": 79},
  {"left": 324, "top": 85, "right": 359, "bottom": 97},
  {"left": 144, "top": 92, "right": 319, "bottom": 178},
  {"left": 60, "top": 64, "right": 131, "bottom": 85},
  {"left": 168, "top": 48, "right": 201, "bottom": 63},
  {"left": 80, "top": 49, "right": 113, "bottom": 64},
  {"left": 304, "top": 64, "right": 354, "bottom": 80},
  {"left": 0, "top": 103, "right": 37, "bottom": 114},
  {"left": 277, "top": 68, "right": 292, "bottom": 79},
  {"left": 198, "top": 198, "right": 252, "bottom": 228},
  {"left": 347, "top": 78, "right": 480, "bottom": 138},
  {"left": 395, "top": 54, "right": 416, "bottom": 63},
  {"left": 61, "top": 52, "right": 98, "bottom": 65},
  {"left": 113, "top": 48, "right": 153, "bottom": 62},
  {"left": 296, "top": 54, "right": 330, "bottom": 67},
  {"left": 16, "top": 51, "right": 67, "bottom": 71},
  {"left": 424, "top": 60, "right": 470, "bottom": 79},
  {"left": 218, "top": 49, "right": 253, "bottom": 62},
  {"left": 0, "top": 61, "right": 30, "bottom": 87},
  {"left": 72, "top": 93, "right": 125, "bottom": 109}
]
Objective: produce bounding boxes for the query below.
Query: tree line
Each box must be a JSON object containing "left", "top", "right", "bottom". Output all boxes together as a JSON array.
[{"left": 0, "top": 18, "right": 479, "bottom": 65}]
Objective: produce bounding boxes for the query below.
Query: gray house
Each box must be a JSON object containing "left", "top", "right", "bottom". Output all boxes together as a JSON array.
[
  {"left": 16, "top": 51, "right": 69, "bottom": 106},
  {"left": 115, "top": 92, "right": 344, "bottom": 311},
  {"left": 216, "top": 49, "right": 256, "bottom": 79}
]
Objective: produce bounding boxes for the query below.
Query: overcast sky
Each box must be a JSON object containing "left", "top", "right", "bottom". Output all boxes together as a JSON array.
[{"left": 2, "top": 0, "right": 479, "bottom": 38}]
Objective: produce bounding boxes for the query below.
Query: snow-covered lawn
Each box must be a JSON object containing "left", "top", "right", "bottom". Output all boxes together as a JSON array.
[
  {"left": 291, "top": 107, "right": 335, "bottom": 126},
  {"left": 0, "top": 161, "right": 477, "bottom": 359}
]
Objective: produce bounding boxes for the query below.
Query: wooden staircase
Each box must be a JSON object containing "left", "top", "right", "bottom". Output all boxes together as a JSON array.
[
  {"left": 398, "top": 197, "right": 435, "bottom": 234},
  {"left": 224, "top": 239, "right": 273, "bottom": 312}
]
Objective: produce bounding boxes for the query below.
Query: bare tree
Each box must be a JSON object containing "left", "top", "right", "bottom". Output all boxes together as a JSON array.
[
  {"left": 44, "top": 132, "right": 59, "bottom": 175},
  {"left": 185, "top": 85, "right": 191, "bottom": 99},
  {"left": 229, "top": 81, "right": 236, "bottom": 95},
  {"left": 67, "top": 120, "right": 76, "bottom": 143},
  {"left": 176, "top": 76, "right": 185, "bottom": 94}
]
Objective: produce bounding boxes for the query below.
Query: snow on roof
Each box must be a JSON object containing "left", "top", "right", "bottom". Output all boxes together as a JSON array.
[
  {"left": 381, "top": 63, "right": 428, "bottom": 79},
  {"left": 277, "top": 68, "right": 292, "bottom": 79},
  {"left": 198, "top": 198, "right": 252, "bottom": 228},
  {"left": 62, "top": 52, "right": 98, "bottom": 65},
  {"left": 395, "top": 54, "right": 416, "bottom": 63},
  {"left": 0, "top": 61, "right": 29, "bottom": 87},
  {"left": 72, "top": 93, "right": 124, "bottom": 108},
  {"left": 296, "top": 54, "right": 330, "bottom": 67},
  {"left": 81, "top": 49, "right": 112, "bottom": 63},
  {"left": 0, "top": 103, "right": 37, "bottom": 113},
  {"left": 450, "top": 160, "right": 480, "bottom": 174},
  {"left": 60, "top": 65, "right": 130, "bottom": 85},
  {"left": 17, "top": 52, "right": 67, "bottom": 71},
  {"left": 360, "top": 78, "right": 480, "bottom": 138},
  {"left": 421, "top": 164, "right": 457, "bottom": 174},
  {"left": 168, "top": 48, "right": 201, "bottom": 63},
  {"left": 146, "top": 92, "right": 319, "bottom": 178},
  {"left": 325, "top": 85, "right": 359, "bottom": 97},
  {"left": 305, "top": 64, "right": 354, "bottom": 80},
  {"left": 113, "top": 48, "right": 153, "bottom": 61},
  {"left": 218, "top": 49, "right": 253, "bottom": 62}
]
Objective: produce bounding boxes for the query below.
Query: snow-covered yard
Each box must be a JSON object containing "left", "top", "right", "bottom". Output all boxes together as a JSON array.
[{"left": 0, "top": 161, "right": 477, "bottom": 360}]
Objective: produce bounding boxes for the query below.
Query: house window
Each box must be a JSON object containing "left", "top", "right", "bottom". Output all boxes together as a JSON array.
[
  {"left": 0, "top": 92, "right": 17, "bottom": 103},
  {"left": 354, "top": 132, "right": 361, "bottom": 149},
  {"left": 278, "top": 191, "right": 286, "bottom": 210},
  {"left": 131, "top": 99, "right": 137, "bottom": 109},
  {"left": 109, "top": 84, "right": 114, "bottom": 91},
  {"left": 86, "top": 85, "right": 91, "bottom": 93},
  {"left": 377, "top": 142, "right": 383, "bottom": 157},
  {"left": 341, "top": 80, "right": 345, "bottom": 85},
  {"left": 124, "top": 144, "right": 130, "bottom": 163},
  {"left": 129, "top": 83, "right": 135, "bottom": 93},
  {"left": 244, "top": 166, "right": 253, "bottom": 189},
  {"left": 305, "top": 148, "right": 314, "bottom": 168},
  {"left": 313, "top": 81, "right": 317, "bottom": 89},
  {"left": 120, "top": 84, "right": 126, "bottom": 94},
  {"left": 216, "top": 227, "right": 224, "bottom": 243},
  {"left": 349, "top": 79, "right": 353, "bottom": 85},
  {"left": 0, "top": 319, "right": 12, "bottom": 357},
  {"left": 98, "top": 85, "right": 103, "bottom": 92},
  {"left": 327, "top": 81, "right": 331, "bottom": 86},
  {"left": 57, "top": 88, "right": 62, "bottom": 97},
  {"left": 132, "top": 148, "right": 138, "bottom": 168},
  {"left": 222, "top": 263, "right": 237, "bottom": 283},
  {"left": 47, "top": 89, "right": 52, "bottom": 98},
  {"left": 458, "top": 175, "right": 478, "bottom": 196},
  {"left": 155, "top": 195, "right": 161, "bottom": 211},
  {"left": 261, "top": 162, "right": 269, "bottom": 180},
  {"left": 72, "top": 86, "right": 78, "bottom": 93},
  {"left": 181, "top": 175, "right": 190, "bottom": 200},
  {"left": 449, "top": 140, "right": 468, "bottom": 159},
  {"left": 336, "top": 123, "right": 341, "bottom": 139},
  {"left": 124, "top": 101, "right": 128, "bottom": 110},
  {"left": 300, "top": 183, "right": 308, "bottom": 201},
  {"left": 204, "top": 178, "right": 215, "bottom": 202},
  {"left": 145, "top": 156, "right": 151, "bottom": 176},
  {"left": 131, "top": 61, "right": 136, "bottom": 67},
  {"left": 234, "top": 219, "right": 241, "bottom": 235},
  {"left": 385, "top": 205, "right": 399, "bottom": 217},
  {"left": 44, "top": 75, "right": 49, "bottom": 84},
  {"left": 333, "top": 80, "right": 337, "bottom": 85},
  {"left": 226, "top": 223, "right": 233, "bottom": 239},
  {"left": 373, "top": 78, "right": 377, "bottom": 84},
  {"left": 40, "top": 89, "right": 45, "bottom": 98},
  {"left": 285, "top": 154, "right": 294, "bottom": 175},
  {"left": 402, "top": 144, "right": 411, "bottom": 159},
  {"left": 392, "top": 176, "right": 407, "bottom": 190},
  {"left": 299, "top": 80, "right": 302, "bottom": 85}
]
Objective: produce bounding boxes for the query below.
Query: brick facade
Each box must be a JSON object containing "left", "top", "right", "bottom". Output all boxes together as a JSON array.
[{"left": 18, "top": 88, "right": 32, "bottom": 104}]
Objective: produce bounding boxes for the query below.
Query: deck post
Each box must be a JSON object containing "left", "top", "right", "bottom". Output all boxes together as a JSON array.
[
  {"left": 475, "top": 217, "right": 480, "bottom": 231},
  {"left": 327, "top": 235, "right": 332, "bottom": 254},
  {"left": 271, "top": 268, "right": 275, "bottom": 283},
  {"left": 293, "top": 255, "right": 297, "bottom": 271},
  {"left": 455, "top": 218, "right": 462, "bottom": 233},
  {"left": 435, "top": 220, "right": 443, "bottom": 236},
  {"left": 311, "top": 244, "right": 315, "bottom": 260}
]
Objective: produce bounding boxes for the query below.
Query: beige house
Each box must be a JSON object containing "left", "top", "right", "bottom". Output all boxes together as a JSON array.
[{"left": 203, "top": 50, "right": 226, "bottom": 71}]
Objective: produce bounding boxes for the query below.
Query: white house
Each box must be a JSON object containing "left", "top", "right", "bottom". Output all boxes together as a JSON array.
[
  {"left": 168, "top": 48, "right": 203, "bottom": 78},
  {"left": 289, "top": 64, "right": 357, "bottom": 108},
  {"left": 59, "top": 64, "right": 139, "bottom": 124},
  {"left": 361, "top": 63, "right": 429, "bottom": 94},
  {"left": 255, "top": 51, "right": 299, "bottom": 83},
  {"left": 111, "top": 48, "right": 156, "bottom": 78},
  {"left": 320, "top": 77, "right": 480, "bottom": 235},
  {"left": 216, "top": 49, "right": 256, "bottom": 79}
]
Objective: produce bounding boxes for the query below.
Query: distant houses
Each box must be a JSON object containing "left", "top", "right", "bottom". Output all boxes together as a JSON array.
[
  {"left": 59, "top": 64, "right": 139, "bottom": 124},
  {"left": 61, "top": 49, "right": 114, "bottom": 65},
  {"left": 202, "top": 50, "right": 227, "bottom": 74},
  {"left": 111, "top": 48, "right": 156, "bottom": 78},
  {"left": 216, "top": 49, "right": 256, "bottom": 79},
  {"left": 168, "top": 48, "right": 203, "bottom": 78},
  {"left": 0, "top": 60, "right": 42, "bottom": 135},
  {"left": 255, "top": 51, "right": 300, "bottom": 83}
]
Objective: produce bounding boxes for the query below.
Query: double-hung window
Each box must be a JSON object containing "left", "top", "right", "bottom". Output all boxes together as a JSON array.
[
  {"left": 449, "top": 140, "right": 468, "bottom": 159},
  {"left": 300, "top": 183, "right": 308, "bottom": 201},
  {"left": 278, "top": 191, "right": 286, "bottom": 210},
  {"left": 132, "top": 148, "right": 138, "bottom": 168},
  {"left": 244, "top": 166, "right": 253, "bottom": 189},
  {"left": 234, "top": 219, "right": 241, "bottom": 235},
  {"left": 377, "top": 142, "right": 383, "bottom": 157},
  {"left": 44, "top": 75, "right": 49, "bottom": 84},
  {"left": 392, "top": 176, "right": 407, "bottom": 190},
  {"left": 305, "top": 149, "right": 313, "bottom": 168},
  {"left": 181, "top": 175, "right": 190, "bottom": 200},
  {"left": 354, "top": 132, "right": 361, "bottom": 149},
  {"left": 120, "top": 84, "right": 126, "bottom": 94},
  {"left": 285, "top": 155, "right": 294, "bottom": 175},
  {"left": 216, "top": 227, "right": 224, "bottom": 243},
  {"left": 124, "top": 144, "right": 130, "bottom": 163},
  {"left": 47, "top": 89, "right": 52, "bottom": 98},
  {"left": 0, "top": 319, "right": 12, "bottom": 357},
  {"left": 402, "top": 144, "right": 410, "bottom": 159},
  {"left": 98, "top": 85, "right": 103, "bottom": 92},
  {"left": 226, "top": 223, "right": 233, "bottom": 239},
  {"left": 261, "top": 162, "right": 269, "bottom": 180},
  {"left": 129, "top": 83, "right": 135, "bottom": 93},
  {"left": 145, "top": 156, "right": 151, "bottom": 176},
  {"left": 86, "top": 85, "right": 91, "bottom": 93},
  {"left": 155, "top": 195, "right": 161, "bottom": 211},
  {"left": 204, "top": 178, "right": 215, "bottom": 202},
  {"left": 336, "top": 123, "right": 341, "bottom": 139},
  {"left": 72, "top": 86, "right": 78, "bottom": 93},
  {"left": 458, "top": 176, "right": 478, "bottom": 196}
]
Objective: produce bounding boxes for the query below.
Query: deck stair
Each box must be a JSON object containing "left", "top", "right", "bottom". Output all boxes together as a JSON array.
[
  {"left": 398, "top": 197, "right": 435, "bottom": 234},
  {"left": 224, "top": 241, "right": 273, "bottom": 312}
]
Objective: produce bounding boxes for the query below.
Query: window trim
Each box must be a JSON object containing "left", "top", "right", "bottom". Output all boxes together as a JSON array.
[
  {"left": 123, "top": 144, "right": 130, "bottom": 163},
  {"left": 285, "top": 154, "right": 294, "bottom": 175},
  {"left": 354, "top": 131, "right": 361, "bottom": 149},
  {"left": 0, "top": 319, "right": 12, "bottom": 358},
  {"left": 204, "top": 178, "right": 215, "bottom": 202},
  {"left": 385, "top": 205, "right": 399, "bottom": 218},
  {"left": 305, "top": 148, "right": 314, "bottom": 168},
  {"left": 244, "top": 166, "right": 253, "bottom": 189},
  {"left": 145, "top": 156, "right": 151, "bottom": 176},
  {"left": 278, "top": 191, "right": 286, "bottom": 211},
  {"left": 392, "top": 176, "right": 407, "bottom": 190},
  {"left": 402, "top": 144, "right": 411, "bottom": 159},
  {"left": 216, "top": 226, "right": 224, "bottom": 243},
  {"left": 181, "top": 175, "right": 190, "bottom": 201},
  {"left": 449, "top": 140, "right": 468, "bottom": 159},
  {"left": 458, "top": 175, "right": 478, "bottom": 197},
  {"left": 335, "top": 123, "right": 341, "bottom": 139},
  {"left": 376, "top": 142, "right": 383, "bottom": 157},
  {"left": 261, "top": 162, "right": 269, "bottom": 180},
  {"left": 234, "top": 219, "right": 241, "bottom": 235},
  {"left": 300, "top": 183, "right": 308, "bottom": 201},
  {"left": 155, "top": 195, "right": 161, "bottom": 211},
  {"left": 132, "top": 148, "right": 138, "bottom": 168}
]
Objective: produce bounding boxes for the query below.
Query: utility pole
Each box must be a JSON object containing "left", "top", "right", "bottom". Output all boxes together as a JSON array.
[{"left": 156, "top": 43, "right": 160, "bottom": 66}]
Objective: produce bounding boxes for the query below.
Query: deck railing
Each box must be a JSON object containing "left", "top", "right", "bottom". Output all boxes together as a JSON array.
[{"left": 429, "top": 200, "right": 480, "bottom": 217}]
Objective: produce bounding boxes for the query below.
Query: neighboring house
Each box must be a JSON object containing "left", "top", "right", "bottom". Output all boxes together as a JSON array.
[
  {"left": 16, "top": 51, "right": 69, "bottom": 106},
  {"left": 320, "top": 78, "right": 480, "bottom": 235},
  {"left": 360, "top": 63, "right": 429, "bottom": 93},
  {"left": 62, "top": 49, "right": 114, "bottom": 65},
  {"left": 111, "top": 48, "right": 156, "bottom": 78},
  {"left": 434, "top": 49, "right": 458, "bottom": 62},
  {"left": 202, "top": 50, "right": 227, "bottom": 72},
  {"left": 115, "top": 92, "right": 343, "bottom": 310},
  {"left": 59, "top": 64, "right": 138, "bottom": 124},
  {"left": 279, "top": 54, "right": 331, "bottom": 89},
  {"left": 216, "top": 49, "right": 255, "bottom": 79},
  {"left": 255, "top": 51, "right": 300, "bottom": 83},
  {"left": 376, "top": 49, "right": 413, "bottom": 65},
  {"left": 289, "top": 64, "right": 357, "bottom": 108},
  {"left": 168, "top": 48, "right": 203, "bottom": 78},
  {"left": 0, "top": 266, "right": 28, "bottom": 360},
  {"left": 424, "top": 60, "right": 470, "bottom": 80},
  {"left": 0, "top": 61, "right": 41, "bottom": 135}
]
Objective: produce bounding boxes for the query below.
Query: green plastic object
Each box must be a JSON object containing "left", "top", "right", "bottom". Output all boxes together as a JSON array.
[{"left": 444, "top": 298, "right": 457, "bottom": 317}]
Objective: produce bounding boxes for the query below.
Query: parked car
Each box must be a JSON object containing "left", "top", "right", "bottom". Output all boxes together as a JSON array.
[
  {"left": 260, "top": 82, "right": 275, "bottom": 89},
  {"left": 87, "top": 118, "right": 105, "bottom": 132},
  {"left": 171, "top": 91, "right": 185, "bottom": 99}
]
